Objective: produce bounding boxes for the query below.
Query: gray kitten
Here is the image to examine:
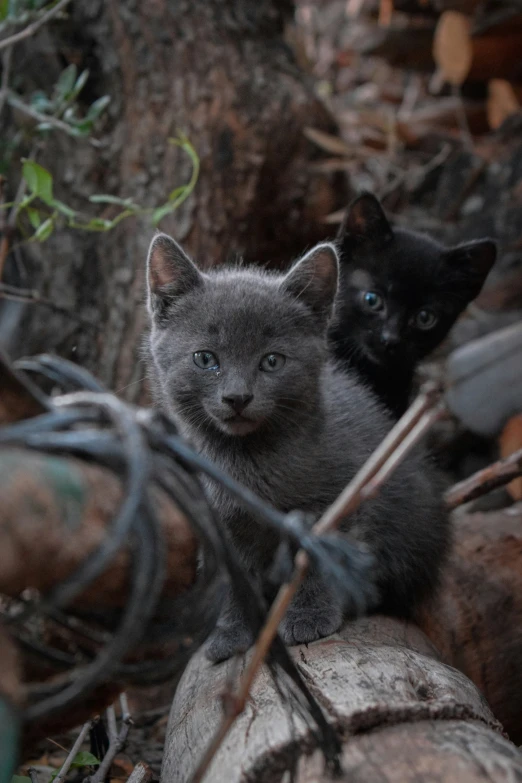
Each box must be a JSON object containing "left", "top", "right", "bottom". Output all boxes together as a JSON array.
[{"left": 145, "top": 234, "right": 449, "bottom": 662}]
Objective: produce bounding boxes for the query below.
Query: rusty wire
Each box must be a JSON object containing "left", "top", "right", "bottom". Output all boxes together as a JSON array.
[{"left": 0, "top": 352, "right": 376, "bottom": 769}]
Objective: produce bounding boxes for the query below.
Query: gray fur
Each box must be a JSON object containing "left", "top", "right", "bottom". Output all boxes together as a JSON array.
[{"left": 145, "top": 234, "right": 450, "bottom": 662}]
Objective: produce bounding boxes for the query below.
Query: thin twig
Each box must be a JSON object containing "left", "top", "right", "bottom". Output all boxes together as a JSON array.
[
  {"left": 6, "top": 91, "right": 102, "bottom": 147},
  {"left": 0, "top": 0, "right": 73, "bottom": 52},
  {"left": 190, "top": 561, "right": 306, "bottom": 783},
  {"left": 53, "top": 720, "right": 93, "bottom": 783},
  {"left": 445, "top": 447, "right": 522, "bottom": 510},
  {"left": 106, "top": 705, "right": 118, "bottom": 744},
  {"left": 0, "top": 46, "right": 13, "bottom": 120},
  {"left": 126, "top": 762, "right": 153, "bottom": 783},
  {"left": 89, "top": 700, "right": 132, "bottom": 783},
  {"left": 191, "top": 382, "right": 445, "bottom": 783},
  {"left": 315, "top": 382, "right": 442, "bottom": 535}
]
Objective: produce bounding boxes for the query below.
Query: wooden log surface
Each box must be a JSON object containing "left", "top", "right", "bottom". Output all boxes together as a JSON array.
[
  {"left": 0, "top": 449, "right": 197, "bottom": 608},
  {"left": 419, "top": 504, "right": 522, "bottom": 744},
  {"left": 162, "top": 616, "right": 521, "bottom": 783},
  {"left": 433, "top": 11, "right": 522, "bottom": 84}
]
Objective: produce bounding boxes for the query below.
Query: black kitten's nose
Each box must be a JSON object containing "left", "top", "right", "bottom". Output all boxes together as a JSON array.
[
  {"left": 380, "top": 330, "right": 400, "bottom": 351},
  {"left": 222, "top": 393, "right": 253, "bottom": 414}
]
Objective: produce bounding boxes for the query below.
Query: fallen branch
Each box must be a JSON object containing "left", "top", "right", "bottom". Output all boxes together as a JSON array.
[
  {"left": 0, "top": 0, "right": 72, "bottom": 52},
  {"left": 445, "top": 446, "right": 522, "bottom": 509}
]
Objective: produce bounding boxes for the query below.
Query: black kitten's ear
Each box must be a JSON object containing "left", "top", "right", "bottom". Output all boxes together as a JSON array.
[
  {"left": 445, "top": 239, "right": 497, "bottom": 299},
  {"left": 281, "top": 243, "right": 339, "bottom": 324},
  {"left": 147, "top": 233, "right": 203, "bottom": 320},
  {"left": 337, "top": 192, "right": 393, "bottom": 248}
]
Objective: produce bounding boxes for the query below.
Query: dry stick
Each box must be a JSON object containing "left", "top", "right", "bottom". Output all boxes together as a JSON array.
[
  {"left": 126, "top": 762, "right": 153, "bottom": 783},
  {"left": 0, "top": 46, "right": 13, "bottom": 120},
  {"left": 0, "top": 0, "right": 73, "bottom": 51},
  {"left": 191, "top": 565, "right": 306, "bottom": 783},
  {"left": 89, "top": 695, "right": 132, "bottom": 783},
  {"left": 53, "top": 720, "right": 93, "bottom": 783},
  {"left": 445, "top": 446, "right": 522, "bottom": 510},
  {"left": 6, "top": 92, "right": 102, "bottom": 147},
  {"left": 190, "top": 382, "right": 445, "bottom": 783}
]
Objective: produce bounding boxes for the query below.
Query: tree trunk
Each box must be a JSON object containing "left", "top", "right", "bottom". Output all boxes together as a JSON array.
[
  {"left": 162, "top": 616, "right": 522, "bottom": 783},
  {"left": 3, "top": 0, "right": 347, "bottom": 400}
]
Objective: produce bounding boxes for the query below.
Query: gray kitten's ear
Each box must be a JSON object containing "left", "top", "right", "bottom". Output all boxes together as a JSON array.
[
  {"left": 337, "top": 192, "right": 393, "bottom": 250},
  {"left": 147, "top": 233, "right": 203, "bottom": 319},
  {"left": 281, "top": 243, "right": 339, "bottom": 323},
  {"left": 444, "top": 239, "right": 497, "bottom": 299}
]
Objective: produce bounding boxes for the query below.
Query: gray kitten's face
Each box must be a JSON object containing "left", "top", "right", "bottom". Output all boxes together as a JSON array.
[{"left": 146, "top": 236, "right": 338, "bottom": 439}]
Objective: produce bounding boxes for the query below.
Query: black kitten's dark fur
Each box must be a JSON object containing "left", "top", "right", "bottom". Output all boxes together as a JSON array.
[{"left": 329, "top": 193, "right": 497, "bottom": 417}]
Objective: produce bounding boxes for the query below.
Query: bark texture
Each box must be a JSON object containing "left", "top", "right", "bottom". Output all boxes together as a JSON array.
[
  {"left": 4, "top": 0, "right": 347, "bottom": 399},
  {"left": 162, "top": 616, "right": 521, "bottom": 783},
  {"left": 419, "top": 504, "right": 522, "bottom": 744}
]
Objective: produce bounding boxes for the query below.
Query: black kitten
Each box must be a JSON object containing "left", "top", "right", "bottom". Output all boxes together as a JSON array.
[
  {"left": 329, "top": 193, "right": 497, "bottom": 417},
  {"left": 145, "top": 234, "right": 449, "bottom": 663}
]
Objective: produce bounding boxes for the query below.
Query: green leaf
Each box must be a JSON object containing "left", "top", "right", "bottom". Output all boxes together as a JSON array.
[
  {"left": 27, "top": 207, "right": 41, "bottom": 229},
  {"left": 30, "top": 91, "right": 53, "bottom": 112},
  {"left": 70, "top": 69, "right": 90, "bottom": 101},
  {"left": 70, "top": 751, "right": 100, "bottom": 767},
  {"left": 0, "top": 0, "right": 9, "bottom": 21},
  {"left": 86, "top": 95, "right": 111, "bottom": 121},
  {"left": 11, "top": 776, "right": 31, "bottom": 783},
  {"left": 33, "top": 217, "right": 54, "bottom": 242},
  {"left": 22, "top": 160, "right": 53, "bottom": 204},
  {"left": 49, "top": 199, "right": 76, "bottom": 219},
  {"left": 56, "top": 64, "right": 77, "bottom": 100}
]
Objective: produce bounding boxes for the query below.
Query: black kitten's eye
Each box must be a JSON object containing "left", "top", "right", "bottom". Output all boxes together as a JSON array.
[
  {"left": 415, "top": 309, "right": 438, "bottom": 330},
  {"left": 193, "top": 351, "right": 219, "bottom": 370},
  {"left": 260, "top": 353, "right": 286, "bottom": 372},
  {"left": 361, "top": 291, "right": 384, "bottom": 312}
]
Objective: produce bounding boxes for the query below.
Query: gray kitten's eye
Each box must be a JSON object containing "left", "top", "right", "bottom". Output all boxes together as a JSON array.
[
  {"left": 260, "top": 353, "right": 286, "bottom": 372},
  {"left": 415, "top": 309, "right": 438, "bottom": 330},
  {"left": 361, "top": 291, "right": 384, "bottom": 312},
  {"left": 193, "top": 351, "right": 219, "bottom": 370}
]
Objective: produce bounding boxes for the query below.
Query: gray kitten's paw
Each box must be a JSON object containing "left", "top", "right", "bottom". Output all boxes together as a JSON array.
[
  {"left": 278, "top": 605, "right": 342, "bottom": 646},
  {"left": 205, "top": 622, "right": 254, "bottom": 663}
]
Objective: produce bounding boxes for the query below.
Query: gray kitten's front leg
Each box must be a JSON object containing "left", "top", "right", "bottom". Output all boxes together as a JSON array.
[
  {"left": 205, "top": 585, "right": 255, "bottom": 663},
  {"left": 278, "top": 570, "right": 343, "bottom": 645}
]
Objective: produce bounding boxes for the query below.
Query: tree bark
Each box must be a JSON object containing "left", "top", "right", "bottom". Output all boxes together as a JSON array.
[
  {"left": 162, "top": 616, "right": 521, "bottom": 783},
  {"left": 3, "top": 0, "right": 348, "bottom": 400}
]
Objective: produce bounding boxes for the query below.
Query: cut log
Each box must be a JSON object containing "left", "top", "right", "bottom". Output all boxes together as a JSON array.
[
  {"left": 162, "top": 616, "right": 520, "bottom": 782},
  {"left": 445, "top": 320, "right": 522, "bottom": 437},
  {"left": 419, "top": 504, "right": 522, "bottom": 743},
  {"left": 499, "top": 415, "right": 522, "bottom": 500},
  {"left": 0, "top": 450, "right": 197, "bottom": 608},
  {"left": 487, "top": 79, "right": 522, "bottom": 129},
  {"left": 434, "top": 11, "right": 522, "bottom": 84}
]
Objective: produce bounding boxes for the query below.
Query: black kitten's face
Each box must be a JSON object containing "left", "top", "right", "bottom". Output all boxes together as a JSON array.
[
  {"left": 335, "top": 194, "right": 497, "bottom": 368},
  {"left": 146, "top": 236, "right": 338, "bottom": 439},
  {"left": 338, "top": 234, "right": 466, "bottom": 366}
]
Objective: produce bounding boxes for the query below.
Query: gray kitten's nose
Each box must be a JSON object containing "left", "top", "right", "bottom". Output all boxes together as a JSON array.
[{"left": 222, "top": 393, "right": 253, "bottom": 414}]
